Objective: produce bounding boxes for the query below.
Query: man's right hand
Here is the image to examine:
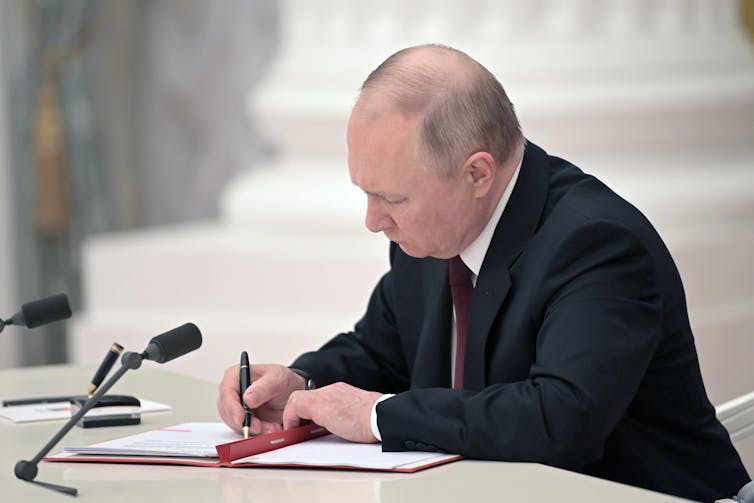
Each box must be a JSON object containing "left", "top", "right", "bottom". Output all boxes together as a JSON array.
[{"left": 217, "top": 363, "right": 307, "bottom": 436}]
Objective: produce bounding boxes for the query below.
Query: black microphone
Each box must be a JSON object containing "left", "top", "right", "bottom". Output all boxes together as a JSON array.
[
  {"left": 0, "top": 293, "right": 72, "bottom": 333},
  {"left": 142, "top": 323, "right": 202, "bottom": 363},
  {"left": 14, "top": 323, "right": 203, "bottom": 496}
]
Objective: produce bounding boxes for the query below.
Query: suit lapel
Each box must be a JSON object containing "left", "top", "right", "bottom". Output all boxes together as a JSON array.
[{"left": 464, "top": 142, "right": 550, "bottom": 389}]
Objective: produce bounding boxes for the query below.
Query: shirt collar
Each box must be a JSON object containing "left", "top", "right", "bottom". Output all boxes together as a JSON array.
[{"left": 460, "top": 159, "right": 522, "bottom": 281}]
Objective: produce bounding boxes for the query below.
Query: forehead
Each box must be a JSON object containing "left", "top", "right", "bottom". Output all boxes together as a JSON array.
[
  {"left": 347, "top": 104, "right": 423, "bottom": 185},
  {"left": 348, "top": 97, "right": 418, "bottom": 145}
]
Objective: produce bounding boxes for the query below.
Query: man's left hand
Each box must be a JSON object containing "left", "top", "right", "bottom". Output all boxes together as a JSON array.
[{"left": 282, "top": 382, "right": 382, "bottom": 443}]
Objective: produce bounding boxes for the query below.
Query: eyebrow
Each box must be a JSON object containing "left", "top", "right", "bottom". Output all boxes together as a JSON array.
[
  {"left": 363, "top": 190, "right": 407, "bottom": 202},
  {"left": 364, "top": 189, "right": 388, "bottom": 198}
]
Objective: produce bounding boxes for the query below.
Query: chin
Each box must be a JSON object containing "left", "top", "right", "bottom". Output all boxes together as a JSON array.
[{"left": 397, "top": 242, "right": 433, "bottom": 259}]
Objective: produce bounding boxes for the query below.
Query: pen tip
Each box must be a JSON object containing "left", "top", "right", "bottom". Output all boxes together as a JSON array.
[{"left": 243, "top": 426, "right": 250, "bottom": 440}]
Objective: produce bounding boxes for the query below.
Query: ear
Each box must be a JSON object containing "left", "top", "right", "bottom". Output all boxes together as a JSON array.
[{"left": 462, "top": 152, "right": 496, "bottom": 197}]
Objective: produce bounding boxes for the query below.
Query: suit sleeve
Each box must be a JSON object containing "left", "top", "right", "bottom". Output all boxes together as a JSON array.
[
  {"left": 290, "top": 242, "right": 411, "bottom": 394},
  {"left": 377, "top": 220, "right": 664, "bottom": 470}
]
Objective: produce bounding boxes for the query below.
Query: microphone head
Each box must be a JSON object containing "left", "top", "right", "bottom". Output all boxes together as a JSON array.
[
  {"left": 13, "top": 293, "right": 72, "bottom": 329},
  {"left": 143, "top": 323, "right": 202, "bottom": 364}
]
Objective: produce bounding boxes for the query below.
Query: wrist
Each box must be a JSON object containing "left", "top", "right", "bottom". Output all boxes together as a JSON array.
[
  {"left": 370, "top": 394, "right": 394, "bottom": 442},
  {"left": 288, "top": 367, "right": 316, "bottom": 390}
]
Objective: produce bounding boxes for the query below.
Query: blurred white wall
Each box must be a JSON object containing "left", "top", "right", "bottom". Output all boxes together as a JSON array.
[{"left": 0, "top": 18, "right": 20, "bottom": 368}]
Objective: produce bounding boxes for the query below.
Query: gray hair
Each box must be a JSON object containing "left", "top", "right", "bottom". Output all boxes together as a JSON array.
[{"left": 360, "top": 44, "right": 523, "bottom": 178}]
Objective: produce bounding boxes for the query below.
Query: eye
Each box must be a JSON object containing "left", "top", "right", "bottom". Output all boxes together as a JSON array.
[{"left": 386, "top": 197, "right": 408, "bottom": 205}]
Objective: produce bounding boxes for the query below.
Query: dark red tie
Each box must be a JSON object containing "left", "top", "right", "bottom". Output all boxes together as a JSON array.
[{"left": 449, "top": 256, "right": 473, "bottom": 389}]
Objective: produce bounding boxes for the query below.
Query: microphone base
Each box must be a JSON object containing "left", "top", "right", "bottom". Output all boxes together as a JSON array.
[
  {"left": 14, "top": 460, "right": 37, "bottom": 481},
  {"left": 13, "top": 356, "right": 140, "bottom": 497},
  {"left": 15, "top": 460, "right": 76, "bottom": 497},
  {"left": 21, "top": 478, "right": 78, "bottom": 497}
]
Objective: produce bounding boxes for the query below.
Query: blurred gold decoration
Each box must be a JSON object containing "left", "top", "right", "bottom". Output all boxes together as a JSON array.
[
  {"left": 33, "top": 65, "right": 69, "bottom": 236},
  {"left": 744, "top": 0, "right": 754, "bottom": 42},
  {"left": 27, "top": 3, "right": 89, "bottom": 237}
]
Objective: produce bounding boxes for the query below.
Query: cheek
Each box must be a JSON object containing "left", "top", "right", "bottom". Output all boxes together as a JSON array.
[
  {"left": 424, "top": 205, "right": 461, "bottom": 242},
  {"left": 392, "top": 207, "right": 420, "bottom": 230},
  {"left": 398, "top": 210, "right": 439, "bottom": 242}
]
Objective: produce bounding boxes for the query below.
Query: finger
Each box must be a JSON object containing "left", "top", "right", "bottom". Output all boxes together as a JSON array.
[
  {"left": 243, "top": 368, "right": 287, "bottom": 409},
  {"left": 249, "top": 415, "right": 263, "bottom": 436},
  {"left": 218, "top": 365, "right": 244, "bottom": 432},
  {"left": 246, "top": 415, "right": 281, "bottom": 436},
  {"left": 217, "top": 394, "right": 242, "bottom": 435},
  {"left": 282, "top": 391, "right": 313, "bottom": 430},
  {"left": 259, "top": 420, "right": 283, "bottom": 435},
  {"left": 218, "top": 402, "right": 243, "bottom": 433},
  {"left": 223, "top": 387, "right": 245, "bottom": 423},
  {"left": 219, "top": 363, "right": 240, "bottom": 392}
]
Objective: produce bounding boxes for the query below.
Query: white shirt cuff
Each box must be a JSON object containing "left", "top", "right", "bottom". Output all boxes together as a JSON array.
[{"left": 370, "top": 394, "right": 395, "bottom": 442}]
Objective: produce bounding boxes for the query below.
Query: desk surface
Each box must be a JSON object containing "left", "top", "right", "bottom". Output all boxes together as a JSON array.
[{"left": 0, "top": 365, "right": 689, "bottom": 502}]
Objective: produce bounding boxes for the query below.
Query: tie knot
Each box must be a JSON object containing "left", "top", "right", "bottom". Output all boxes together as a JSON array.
[{"left": 449, "top": 256, "right": 472, "bottom": 288}]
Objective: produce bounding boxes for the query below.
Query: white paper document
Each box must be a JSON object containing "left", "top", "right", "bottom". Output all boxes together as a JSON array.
[
  {"left": 233, "top": 434, "right": 446, "bottom": 470},
  {"left": 58, "top": 422, "right": 459, "bottom": 471},
  {"left": 0, "top": 399, "right": 171, "bottom": 424},
  {"left": 64, "top": 422, "right": 238, "bottom": 458}
]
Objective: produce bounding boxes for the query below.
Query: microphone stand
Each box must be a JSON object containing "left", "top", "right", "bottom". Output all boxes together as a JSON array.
[{"left": 14, "top": 351, "right": 147, "bottom": 497}]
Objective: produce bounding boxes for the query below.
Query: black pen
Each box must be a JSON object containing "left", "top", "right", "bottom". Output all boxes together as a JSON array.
[
  {"left": 88, "top": 342, "right": 124, "bottom": 398},
  {"left": 2, "top": 396, "right": 78, "bottom": 407},
  {"left": 240, "top": 351, "right": 252, "bottom": 439},
  {"left": 2, "top": 342, "right": 124, "bottom": 407}
]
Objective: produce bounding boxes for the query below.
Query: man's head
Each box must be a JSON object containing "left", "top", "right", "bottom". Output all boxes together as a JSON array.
[{"left": 347, "top": 44, "right": 524, "bottom": 259}]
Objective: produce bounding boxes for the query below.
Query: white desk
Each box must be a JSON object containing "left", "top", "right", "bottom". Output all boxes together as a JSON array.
[{"left": 0, "top": 365, "right": 690, "bottom": 502}]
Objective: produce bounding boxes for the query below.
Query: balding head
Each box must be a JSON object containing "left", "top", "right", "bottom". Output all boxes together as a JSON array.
[{"left": 354, "top": 44, "right": 523, "bottom": 178}]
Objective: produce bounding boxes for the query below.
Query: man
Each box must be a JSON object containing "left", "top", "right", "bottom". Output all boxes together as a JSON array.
[{"left": 218, "top": 45, "right": 749, "bottom": 501}]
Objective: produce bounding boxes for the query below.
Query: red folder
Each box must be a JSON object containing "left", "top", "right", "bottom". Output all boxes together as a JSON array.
[
  {"left": 44, "top": 423, "right": 462, "bottom": 473},
  {"left": 215, "top": 423, "right": 330, "bottom": 463}
]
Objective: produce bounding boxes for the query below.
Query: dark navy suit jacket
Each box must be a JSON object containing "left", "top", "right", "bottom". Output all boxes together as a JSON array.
[{"left": 292, "top": 142, "right": 750, "bottom": 501}]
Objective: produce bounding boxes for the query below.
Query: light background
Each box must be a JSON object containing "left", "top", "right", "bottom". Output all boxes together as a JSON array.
[{"left": 0, "top": 0, "right": 752, "bottom": 472}]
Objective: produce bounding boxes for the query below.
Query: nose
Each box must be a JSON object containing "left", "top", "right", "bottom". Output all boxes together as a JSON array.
[{"left": 365, "top": 196, "right": 394, "bottom": 233}]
